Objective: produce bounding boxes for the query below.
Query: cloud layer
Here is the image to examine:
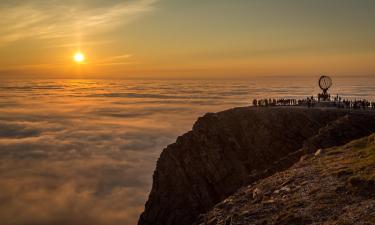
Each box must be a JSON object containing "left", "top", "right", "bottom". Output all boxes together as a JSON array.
[
  {"left": 0, "top": 79, "right": 249, "bottom": 225},
  {"left": 0, "top": 77, "right": 374, "bottom": 225}
]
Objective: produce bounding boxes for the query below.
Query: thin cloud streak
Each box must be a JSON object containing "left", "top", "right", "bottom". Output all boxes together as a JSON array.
[{"left": 0, "top": 0, "right": 158, "bottom": 45}]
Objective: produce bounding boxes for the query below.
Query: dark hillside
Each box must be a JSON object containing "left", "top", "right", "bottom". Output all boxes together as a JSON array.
[{"left": 138, "top": 107, "right": 375, "bottom": 225}]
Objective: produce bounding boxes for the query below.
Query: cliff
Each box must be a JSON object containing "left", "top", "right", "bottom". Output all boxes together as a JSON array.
[{"left": 138, "top": 107, "right": 375, "bottom": 225}]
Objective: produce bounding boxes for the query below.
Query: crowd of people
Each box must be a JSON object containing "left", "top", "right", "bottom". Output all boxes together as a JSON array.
[
  {"left": 253, "top": 96, "right": 375, "bottom": 110},
  {"left": 341, "top": 99, "right": 375, "bottom": 109},
  {"left": 253, "top": 98, "right": 299, "bottom": 107}
]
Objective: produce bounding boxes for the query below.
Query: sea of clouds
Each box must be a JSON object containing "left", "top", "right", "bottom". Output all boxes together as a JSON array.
[{"left": 0, "top": 77, "right": 374, "bottom": 225}]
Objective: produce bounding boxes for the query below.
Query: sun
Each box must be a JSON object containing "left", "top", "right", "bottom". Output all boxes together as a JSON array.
[{"left": 73, "top": 52, "right": 85, "bottom": 63}]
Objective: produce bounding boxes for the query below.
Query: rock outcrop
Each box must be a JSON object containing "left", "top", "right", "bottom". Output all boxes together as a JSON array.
[{"left": 138, "top": 107, "right": 375, "bottom": 225}]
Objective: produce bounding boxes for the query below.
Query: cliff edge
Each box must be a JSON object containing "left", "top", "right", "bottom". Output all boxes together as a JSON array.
[{"left": 138, "top": 107, "right": 375, "bottom": 225}]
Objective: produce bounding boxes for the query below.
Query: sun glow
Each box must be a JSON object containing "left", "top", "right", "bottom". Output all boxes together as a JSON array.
[{"left": 73, "top": 52, "right": 85, "bottom": 63}]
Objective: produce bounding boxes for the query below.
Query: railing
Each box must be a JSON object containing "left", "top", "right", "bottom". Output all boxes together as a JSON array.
[{"left": 252, "top": 98, "right": 375, "bottom": 109}]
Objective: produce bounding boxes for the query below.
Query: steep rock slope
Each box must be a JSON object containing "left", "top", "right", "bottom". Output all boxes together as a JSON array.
[
  {"left": 196, "top": 134, "right": 375, "bottom": 225},
  {"left": 138, "top": 107, "right": 375, "bottom": 225}
]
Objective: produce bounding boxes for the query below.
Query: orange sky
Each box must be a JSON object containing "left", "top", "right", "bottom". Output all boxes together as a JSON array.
[{"left": 0, "top": 0, "right": 374, "bottom": 78}]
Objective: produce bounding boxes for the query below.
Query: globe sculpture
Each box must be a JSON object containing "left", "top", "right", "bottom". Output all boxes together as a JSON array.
[{"left": 318, "top": 75, "right": 332, "bottom": 101}]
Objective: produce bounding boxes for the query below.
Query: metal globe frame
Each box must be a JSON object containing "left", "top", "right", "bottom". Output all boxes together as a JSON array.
[{"left": 318, "top": 75, "right": 332, "bottom": 101}]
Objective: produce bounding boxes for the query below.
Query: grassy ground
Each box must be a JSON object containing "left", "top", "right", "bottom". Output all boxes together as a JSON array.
[
  {"left": 331, "top": 134, "right": 375, "bottom": 194},
  {"left": 197, "top": 134, "right": 375, "bottom": 225}
]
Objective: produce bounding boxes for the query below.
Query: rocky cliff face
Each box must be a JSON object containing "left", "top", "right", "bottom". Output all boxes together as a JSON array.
[{"left": 138, "top": 107, "right": 375, "bottom": 225}]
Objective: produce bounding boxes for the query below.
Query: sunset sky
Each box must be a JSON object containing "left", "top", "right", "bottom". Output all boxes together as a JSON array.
[
  {"left": 0, "top": 0, "right": 374, "bottom": 78},
  {"left": 1, "top": 2, "right": 375, "bottom": 224}
]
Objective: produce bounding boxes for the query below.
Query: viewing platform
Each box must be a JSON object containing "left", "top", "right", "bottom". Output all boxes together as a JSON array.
[{"left": 252, "top": 75, "right": 375, "bottom": 110}]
